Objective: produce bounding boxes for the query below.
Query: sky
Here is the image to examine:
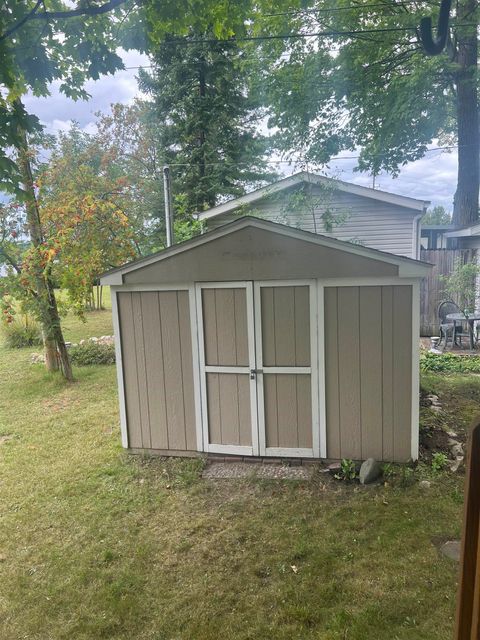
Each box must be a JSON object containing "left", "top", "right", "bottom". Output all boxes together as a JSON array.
[{"left": 24, "top": 49, "right": 457, "bottom": 212}]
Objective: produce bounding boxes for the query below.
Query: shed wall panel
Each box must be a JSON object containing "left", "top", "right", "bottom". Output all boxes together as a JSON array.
[
  {"left": 117, "top": 291, "right": 196, "bottom": 452},
  {"left": 264, "top": 374, "right": 312, "bottom": 448},
  {"left": 324, "top": 287, "right": 341, "bottom": 459},
  {"left": 206, "top": 373, "right": 252, "bottom": 446},
  {"left": 359, "top": 287, "right": 383, "bottom": 459},
  {"left": 324, "top": 285, "right": 413, "bottom": 462},
  {"left": 202, "top": 288, "right": 249, "bottom": 366}
]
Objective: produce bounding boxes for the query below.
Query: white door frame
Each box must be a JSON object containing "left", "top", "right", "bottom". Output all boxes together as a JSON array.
[
  {"left": 195, "top": 281, "right": 259, "bottom": 456},
  {"left": 254, "top": 280, "right": 320, "bottom": 458}
]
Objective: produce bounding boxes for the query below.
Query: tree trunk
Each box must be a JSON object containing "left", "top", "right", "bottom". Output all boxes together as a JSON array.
[
  {"left": 453, "top": 0, "right": 479, "bottom": 227},
  {"left": 16, "top": 111, "right": 73, "bottom": 381}
]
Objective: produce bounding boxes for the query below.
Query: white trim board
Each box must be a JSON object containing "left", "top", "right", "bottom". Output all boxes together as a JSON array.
[
  {"left": 196, "top": 171, "right": 429, "bottom": 221},
  {"left": 111, "top": 290, "right": 129, "bottom": 449},
  {"left": 411, "top": 281, "right": 420, "bottom": 461},
  {"left": 100, "top": 216, "right": 432, "bottom": 285}
]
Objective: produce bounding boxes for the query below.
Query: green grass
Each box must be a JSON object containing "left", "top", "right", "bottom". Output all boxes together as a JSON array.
[{"left": 0, "top": 303, "right": 472, "bottom": 639}]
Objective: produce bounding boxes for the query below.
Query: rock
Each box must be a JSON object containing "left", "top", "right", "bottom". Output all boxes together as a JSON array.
[
  {"left": 440, "top": 540, "right": 461, "bottom": 562},
  {"left": 419, "top": 480, "right": 431, "bottom": 489},
  {"left": 359, "top": 458, "right": 382, "bottom": 484},
  {"left": 450, "top": 456, "right": 464, "bottom": 473},
  {"left": 451, "top": 443, "right": 464, "bottom": 458}
]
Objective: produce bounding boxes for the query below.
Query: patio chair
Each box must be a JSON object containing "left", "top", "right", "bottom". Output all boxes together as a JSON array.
[{"left": 437, "top": 300, "right": 460, "bottom": 349}]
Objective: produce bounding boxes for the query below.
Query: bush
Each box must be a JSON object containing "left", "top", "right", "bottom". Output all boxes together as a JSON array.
[
  {"left": 2, "top": 318, "right": 43, "bottom": 348},
  {"left": 69, "top": 341, "right": 116, "bottom": 366},
  {"left": 420, "top": 351, "right": 480, "bottom": 373}
]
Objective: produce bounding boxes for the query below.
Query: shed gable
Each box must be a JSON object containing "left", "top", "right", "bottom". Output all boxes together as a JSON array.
[{"left": 123, "top": 226, "right": 399, "bottom": 285}]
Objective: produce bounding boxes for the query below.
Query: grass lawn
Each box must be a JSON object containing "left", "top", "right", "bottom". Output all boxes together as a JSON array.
[{"left": 0, "top": 300, "right": 474, "bottom": 639}]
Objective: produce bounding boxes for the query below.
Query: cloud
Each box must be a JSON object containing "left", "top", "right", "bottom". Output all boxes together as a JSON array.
[
  {"left": 23, "top": 49, "right": 149, "bottom": 133},
  {"left": 310, "top": 147, "right": 456, "bottom": 211}
]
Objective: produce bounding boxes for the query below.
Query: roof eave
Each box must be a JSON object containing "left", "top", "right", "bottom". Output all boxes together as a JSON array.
[{"left": 196, "top": 171, "right": 429, "bottom": 221}]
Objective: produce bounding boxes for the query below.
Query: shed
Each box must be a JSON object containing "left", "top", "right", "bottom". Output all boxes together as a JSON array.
[{"left": 101, "top": 217, "right": 431, "bottom": 463}]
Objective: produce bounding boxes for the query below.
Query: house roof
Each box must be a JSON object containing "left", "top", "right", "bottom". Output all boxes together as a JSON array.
[
  {"left": 443, "top": 223, "right": 480, "bottom": 238},
  {"left": 196, "top": 171, "right": 430, "bottom": 222},
  {"left": 100, "top": 216, "right": 432, "bottom": 285}
]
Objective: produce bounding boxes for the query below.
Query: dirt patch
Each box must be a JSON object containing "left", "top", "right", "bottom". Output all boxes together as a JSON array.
[{"left": 420, "top": 424, "right": 466, "bottom": 464}]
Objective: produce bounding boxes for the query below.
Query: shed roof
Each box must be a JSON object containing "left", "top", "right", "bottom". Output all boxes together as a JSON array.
[
  {"left": 195, "top": 171, "right": 430, "bottom": 222},
  {"left": 101, "top": 217, "right": 432, "bottom": 285}
]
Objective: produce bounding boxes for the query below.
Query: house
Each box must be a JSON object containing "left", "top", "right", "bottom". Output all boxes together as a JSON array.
[
  {"left": 196, "top": 171, "right": 429, "bottom": 260},
  {"left": 101, "top": 217, "right": 431, "bottom": 463}
]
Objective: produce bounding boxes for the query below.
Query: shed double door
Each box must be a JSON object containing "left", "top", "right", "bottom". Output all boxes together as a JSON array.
[{"left": 197, "top": 281, "right": 318, "bottom": 457}]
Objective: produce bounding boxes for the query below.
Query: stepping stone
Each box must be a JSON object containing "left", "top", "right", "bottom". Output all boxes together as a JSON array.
[
  {"left": 440, "top": 540, "right": 461, "bottom": 562},
  {"left": 202, "top": 462, "right": 313, "bottom": 480}
]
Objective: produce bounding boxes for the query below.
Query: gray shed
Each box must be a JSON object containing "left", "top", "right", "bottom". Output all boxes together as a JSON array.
[{"left": 101, "top": 217, "right": 431, "bottom": 463}]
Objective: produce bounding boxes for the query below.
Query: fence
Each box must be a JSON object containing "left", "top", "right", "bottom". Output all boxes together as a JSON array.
[
  {"left": 420, "top": 248, "right": 477, "bottom": 336},
  {"left": 455, "top": 420, "right": 480, "bottom": 639}
]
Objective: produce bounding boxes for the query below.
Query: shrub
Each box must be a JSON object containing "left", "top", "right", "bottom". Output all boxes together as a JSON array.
[
  {"left": 69, "top": 341, "right": 116, "bottom": 366},
  {"left": 1, "top": 317, "right": 43, "bottom": 348},
  {"left": 420, "top": 351, "right": 480, "bottom": 373},
  {"left": 334, "top": 458, "right": 357, "bottom": 482},
  {"left": 431, "top": 452, "right": 449, "bottom": 473}
]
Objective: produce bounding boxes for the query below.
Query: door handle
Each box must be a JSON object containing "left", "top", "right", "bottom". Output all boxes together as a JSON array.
[{"left": 250, "top": 369, "right": 263, "bottom": 380}]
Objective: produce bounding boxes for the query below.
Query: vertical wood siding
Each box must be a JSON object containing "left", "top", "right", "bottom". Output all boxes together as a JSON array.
[
  {"left": 202, "top": 288, "right": 249, "bottom": 366},
  {"left": 206, "top": 373, "right": 252, "bottom": 446},
  {"left": 261, "top": 285, "right": 312, "bottom": 449},
  {"left": 118, "top": 291, "right": 196, "bottom": 451},
  {"left": 260, "top": 286, "right": 310, "bottom": 366},
  {"left": 264, "top": 374, "right": 312, "bottom": 448},
  {"left": 324, "top": 285, "right": 412, "bottom": 462},
  {"left": 202, "top": 287, "right": 252, "bottom": 446}
]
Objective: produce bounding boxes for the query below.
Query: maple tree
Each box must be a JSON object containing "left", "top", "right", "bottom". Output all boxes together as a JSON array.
[{"left": 39, "top": 127, "right": 138, "bottom": 313}]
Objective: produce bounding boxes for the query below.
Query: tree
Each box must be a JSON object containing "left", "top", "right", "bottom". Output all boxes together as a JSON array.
[
  {"left": 38, "top": 125, "right": 138, "bottom": 312},
  {"left": 0, "top": 1, "right": 134, "bottom": 379},
  {"left": 138, "top": 32, "right": 277, "bottom": 216},
  {"left": 257, "top": 2, "right": 479, "bottom": 227},
  {"left": 422, "top": 205, "right": 452, "bottom": 225}
]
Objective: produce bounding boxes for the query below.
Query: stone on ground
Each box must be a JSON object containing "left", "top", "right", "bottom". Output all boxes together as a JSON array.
[
  {"left": 359, "top": 458, "right": 382, "bottom": 484},
  {"left": 440, "top": 540, "right": 461, "bottom": 562},
  {"left": 202, "top": 462, "right": 313, "bottom": 480}
]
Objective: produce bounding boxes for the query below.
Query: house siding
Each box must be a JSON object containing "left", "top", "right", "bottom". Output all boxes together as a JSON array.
[{"left": 206, "top": 186, "right": 419, "bottom": 258}]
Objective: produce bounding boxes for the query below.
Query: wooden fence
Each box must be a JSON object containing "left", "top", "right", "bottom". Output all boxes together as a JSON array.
[
  {"left": 455, "top": 420, "right": 480, "bottom": 639},
  {"left": 420, "top": 248, "right": 477, "bottom": 336}
]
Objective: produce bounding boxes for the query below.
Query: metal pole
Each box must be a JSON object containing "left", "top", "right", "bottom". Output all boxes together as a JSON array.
[{"left": 163, "top": 165, "right": 174, "bottom": 247}]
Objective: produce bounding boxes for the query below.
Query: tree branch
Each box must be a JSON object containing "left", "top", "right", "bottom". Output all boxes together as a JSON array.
[
  {"left": 0, "top": 245, "right": 22, "bottom": 274},
  {"left": 0, "top": 0, "right": 43, "bottom": 43},
  {"left": 0, "top": 0, "right": 129, "bottom": 43}
]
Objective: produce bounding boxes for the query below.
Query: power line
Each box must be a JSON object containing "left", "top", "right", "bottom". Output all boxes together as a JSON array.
[
  {"left": 262, "top": 1, "right": 440, "bottom": 17},
  {"left": 152, "top": 23, "right": 476, "bottom": 45}
]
